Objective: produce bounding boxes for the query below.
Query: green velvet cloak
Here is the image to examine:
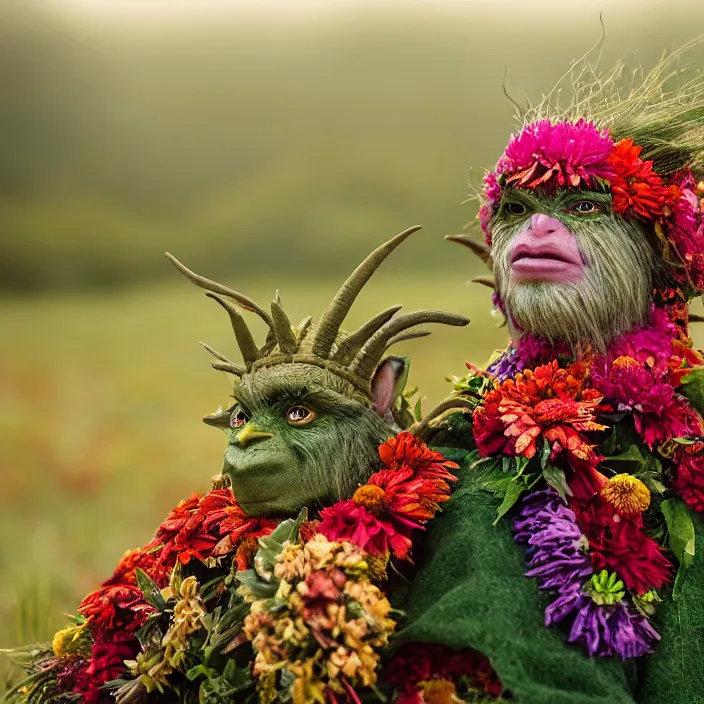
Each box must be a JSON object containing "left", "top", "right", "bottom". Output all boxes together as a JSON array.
[{"left": 395, "top": 445, "right": 704, "bottom": 704}]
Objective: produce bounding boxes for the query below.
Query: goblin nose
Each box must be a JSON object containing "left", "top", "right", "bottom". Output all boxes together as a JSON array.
[
  {"left": 233, "top": 423, "right": 274, "bottom": 448},
  {"left": 531, "top": 213, "right": 562, "bottom": 236}
]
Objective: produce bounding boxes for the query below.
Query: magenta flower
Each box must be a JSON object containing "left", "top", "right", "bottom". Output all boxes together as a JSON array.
[
  {"left": 487, "top": 333, "right": 570, "bottom": 383},
  {"left": 605, "top": 306, "right": 676, "bottom": 379},
  {"left": 591, "top": 355, "right": 702, "bottom": 448},
  {"left": 495, "top": 119, "right": 616, "bottom": 191},
  {"left": 666, "top": 170, "right": 704, "bottom": 290}
]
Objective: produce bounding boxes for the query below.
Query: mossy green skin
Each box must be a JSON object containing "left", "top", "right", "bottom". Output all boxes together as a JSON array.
[{"left": 210, "top": 363, "right": 393, "bottom": 516}]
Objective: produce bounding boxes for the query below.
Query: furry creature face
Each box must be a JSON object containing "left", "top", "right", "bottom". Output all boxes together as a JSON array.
[
  {"left": 490, "top": 187, "right": 660, "bottom": 350},
  {"left": 219, "top": 364, "right": 392, "bottom": 517}
]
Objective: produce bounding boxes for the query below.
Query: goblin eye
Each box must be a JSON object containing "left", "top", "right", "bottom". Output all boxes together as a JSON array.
[
  {"left": 285, "top": 406, "right": 316, "bottom": 425},
  {"left": 570, "top": 200, "right": 600, "bottom": 215},
  {"left": 504, "top": 201, "right": 528, "bottom": 216},
  {"left": 230, "top": 407, "right": 249, "bottom": 429}
]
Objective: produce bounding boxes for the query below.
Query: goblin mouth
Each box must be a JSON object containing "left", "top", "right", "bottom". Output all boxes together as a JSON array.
[{"left": 510, "top": 242, "right": 583, "bottom": 266}]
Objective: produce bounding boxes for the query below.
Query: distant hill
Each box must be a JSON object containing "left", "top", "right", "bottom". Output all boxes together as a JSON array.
[{"left": 0, "top": 0, "right": 702, "bottom": 290}]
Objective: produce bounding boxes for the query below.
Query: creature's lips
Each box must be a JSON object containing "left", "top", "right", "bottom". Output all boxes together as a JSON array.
[{"left": 510, "top": 242, "right": 584, "bottom": 283}]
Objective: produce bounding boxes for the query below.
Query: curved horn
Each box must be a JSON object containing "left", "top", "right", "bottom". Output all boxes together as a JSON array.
[
  {"left": 212, "top": 361, "right": 246, "bottom": 375},
  {"left": 271, "top": 293, "right": 298, "bottom": 356},
  {"left": 311, "top": 226, "right": 422, "bottom": 359},
  {"left": 296, "top": 315, "right": 314, "bottom": 343},
  {"left": 384, "top": 329, "right": 431, "bottom": 352},
  {"left": 472, "top": 276, "right": 497, "bottom": 290},
  {"left": 350, "top": 310, "right": 469, "bottom": 378},
  {"left": 205, "top": 293, "right": 259, "bottom": 365},
  {"left": 200, "top": 342, "right": 246, "bottom": 376},
  {"left": 165, "top": 253, "right": 274, "bottom": 329},
  {"left": 332, "top": 305, "right": 403, "bottom": 364},
  {"left": 445, "top": 234, "right": 493, "bottom": 268}
]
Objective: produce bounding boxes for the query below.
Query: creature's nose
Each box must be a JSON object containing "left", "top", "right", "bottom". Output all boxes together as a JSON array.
[
  {"left": 233, "top": 423, "right": 274, "bottom": 448},
  {"left": 530, "top": 213, "right": 562, "bottom": 237}
]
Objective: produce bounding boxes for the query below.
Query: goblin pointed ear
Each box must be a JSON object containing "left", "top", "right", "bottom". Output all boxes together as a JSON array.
[{"left": 370, "top": 356, "right": 410, "bottom": 417}]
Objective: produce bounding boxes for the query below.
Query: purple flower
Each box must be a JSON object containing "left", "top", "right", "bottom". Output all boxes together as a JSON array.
[
  {"left": 513, "top": 489, "right": 660, "bottom": 659},
  {"left": 568, "top": 600, "right": 659, "bottom": 659},
  {"left": 514, "top": 489, "right": 591, "bottom": 599},
  {"left": 487, "top": 334, "right": 569, "bottom": 383}
]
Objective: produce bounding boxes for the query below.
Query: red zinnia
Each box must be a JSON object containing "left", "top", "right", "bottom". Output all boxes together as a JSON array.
[
  {"left": 317, "top": 499, "right": 411, "bottom": 558},
  {"left": 384, "top": 643, "right": 502, "bottom": 702},
  {"left": 473, "top": 361, "right": 606, "bottom": 464},
  {"left": 574, "top": 496, "right": 672, "bottom": 595},
  {"left": 378, "top": 432, "right": 459, "bottom": 483},
  {"left": 672, "top": 445, "right": 704, "bottom": 512},
  {"left": 319, "top": 435, "right": 457, "bottom": 560},
  {"left": 607, "top": 139, "right": 671, "bottom": 221},
  {"left": 73, "top": 633, "right": 139, "bottom": 703},
  {"left": 146, "top": 488, "right": 277, "bottom": 568}
]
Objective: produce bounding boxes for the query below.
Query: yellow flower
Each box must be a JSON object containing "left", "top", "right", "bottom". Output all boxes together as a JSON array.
[
  {"left": 366, "top": 552, "right": 390, "bottom": 581},
  {"left": 52, "top": 620, "right": 91, "bottom": 658},
  {"left": 601, "top": 474, "right": 651, "bottom": 515},
  {"left": 419, "top": 678, "right": 463, "bottom": 704},
  {"left": 353, "top": 484, "right": 387, "bottom": 515}
]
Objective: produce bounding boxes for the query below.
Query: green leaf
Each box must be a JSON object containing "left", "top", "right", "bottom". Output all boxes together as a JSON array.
[
  {"left": 539, "top": 439, "right": 551, "bottom": 470},
  {"left": 493, "top": 480, "right": 526, "bottom": 526},
  {"left": 679, "top": 367, "right": 704, "bottom": 414},
  {"left": 413, "top": 396, "right": 424, "bottom": 422},
  {"left": 607, "top": 445, "right": 649, "bottom": 464},
  {"left": 514, "top": 455, "right": 531, "bottom": 478},
  {"left": 135, "top": 568, "right": 166, "bottom": 611},
  {"left": 660, "top": 498, "right": 696, "bottom": 596},
  {"left": 601, "top": 422, "right": 640, "bottom": 457},
  {"left": 253, "top": 508, "right": 307, "bottom": 581},
  {"left": 542, "top": 465, "right": 573, "bottom": 502}
]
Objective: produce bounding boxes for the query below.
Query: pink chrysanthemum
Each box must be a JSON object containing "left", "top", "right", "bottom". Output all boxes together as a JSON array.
[
  {"left": 495, "top": 119, "right": 616, "bottom": 191},
  {"left": 665, "top": 171, "right": 704, "bottom": 290},
  {"left": 605, "top": 306, "right": 676, "bottom": 380},
  {"left": 591, "top": 356, "right": 702, "bottom": 448}
]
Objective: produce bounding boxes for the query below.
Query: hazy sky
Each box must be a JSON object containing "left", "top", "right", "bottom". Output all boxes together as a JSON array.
[{"left": 47, "top": 0, "right": 694, "bottom": 19}]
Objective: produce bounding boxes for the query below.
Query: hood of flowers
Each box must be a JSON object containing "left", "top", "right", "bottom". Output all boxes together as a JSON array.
[
  {"left": 462, "top": 302, "right": 704, "bottom": 660},
  {"left": 480, "top": 118, "right": 704, "bottom": 295},
  {"left": 8, "top": 433, "right": 505, "bottom": 704}
]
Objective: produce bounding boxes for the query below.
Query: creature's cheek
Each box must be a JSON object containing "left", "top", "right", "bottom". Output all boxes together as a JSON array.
[{"left": 222, "top": 444, "right": 314, "bottom": 517}]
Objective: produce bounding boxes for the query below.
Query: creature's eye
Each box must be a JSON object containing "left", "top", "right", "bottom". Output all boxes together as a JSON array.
[
  {"left": 569, "top": 200, "right": 601, "bottom": 215},
  {"left": 285, "top": 406, "right": 316, "bottom": 426},
  {"left": 230, "top": 407, "right": 249, "bottom": 429},
  {"left": 503, "top": 201, "right": 528, "bottom": 217}
]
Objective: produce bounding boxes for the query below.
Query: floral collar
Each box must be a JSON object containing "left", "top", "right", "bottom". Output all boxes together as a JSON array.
[
  {"left": 459, "top": 303, "right": 704, "bottom": 659},
  {"left": 14, "top": 433, "right": 503, "bottom": 704}
]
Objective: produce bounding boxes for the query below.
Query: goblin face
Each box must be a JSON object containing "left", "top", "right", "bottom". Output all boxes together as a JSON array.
[
  {"left": 216, "top": 364, "right": 390, "bottom": 517},
  {"left": 490, "top": 188, "right": 659, "bottom": 349}
]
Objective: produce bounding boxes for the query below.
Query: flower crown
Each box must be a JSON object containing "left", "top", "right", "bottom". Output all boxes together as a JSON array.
[{"left": 480, "top": 118, "right": 704, "bottom": 297}]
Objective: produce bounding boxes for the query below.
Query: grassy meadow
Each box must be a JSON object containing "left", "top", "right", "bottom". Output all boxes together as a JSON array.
[{"left": 1, "top": 0, "right": 704, "bottom": 691}]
